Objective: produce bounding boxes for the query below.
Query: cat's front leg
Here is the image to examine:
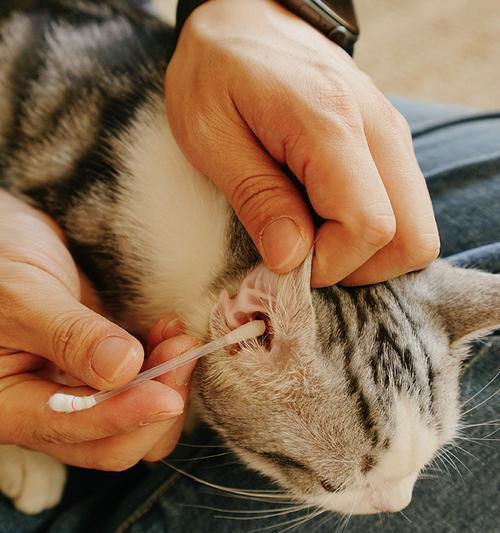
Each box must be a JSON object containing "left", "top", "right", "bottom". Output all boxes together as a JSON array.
[{"left": 0, "top": 445, "right": 66, "bottom": 514}]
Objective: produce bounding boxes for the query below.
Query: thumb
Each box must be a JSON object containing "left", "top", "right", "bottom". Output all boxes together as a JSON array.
[
  {"left": 213, "top": 134, "right": 314, "bottom": 273},
  {"left": 20, "top": 281, "right": 143, "bottom": 390}
]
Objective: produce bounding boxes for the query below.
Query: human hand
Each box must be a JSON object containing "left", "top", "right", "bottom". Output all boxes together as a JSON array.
[
  {"left": 166, "top": 0, "right": 440, "bottom": 287},
  {"left": 0, "top": 191, "right": 195, "bottom": 468}
]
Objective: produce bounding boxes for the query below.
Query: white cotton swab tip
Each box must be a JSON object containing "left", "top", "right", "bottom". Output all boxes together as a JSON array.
[
  {"left": 48, "top": 393, "right": 97, "bottom": 413},
  {"left": 48, "top": 320, "right": 266, "bottom": 414},
  {"left": 223, "top": 320, "right": 266, "bottom": 345}
]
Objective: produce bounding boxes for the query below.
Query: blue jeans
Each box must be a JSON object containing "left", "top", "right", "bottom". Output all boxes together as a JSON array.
[{"left": 1, "top": 100, "right": 499, "bottom": 533}]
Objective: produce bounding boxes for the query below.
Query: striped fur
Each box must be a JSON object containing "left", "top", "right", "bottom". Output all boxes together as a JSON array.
[{"left": 0, "top": 0, "right": 499, "bottom": 516}]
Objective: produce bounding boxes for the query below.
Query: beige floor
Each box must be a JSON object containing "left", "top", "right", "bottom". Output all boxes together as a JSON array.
[
  {"left": 156, "top": 0, "right": 500, "bottom": 110},
  {"left": 355, "top": 0, "right": 500, "bottom": 110}
]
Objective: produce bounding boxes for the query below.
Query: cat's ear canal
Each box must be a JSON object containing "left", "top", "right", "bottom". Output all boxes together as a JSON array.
[
  {"left": 417, "top": 260, "right": 500, "bottom": 346},
  {"left": 215, "top": 251, "right": 315, "bottom": 349}
]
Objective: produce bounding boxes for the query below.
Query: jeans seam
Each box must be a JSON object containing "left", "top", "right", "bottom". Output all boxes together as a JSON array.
[
  {"left": 114, "top": 471, "right": 180, "bottom": 533},
  {"left": 411, "top": 111, "right": 500, "bottom": 138}
]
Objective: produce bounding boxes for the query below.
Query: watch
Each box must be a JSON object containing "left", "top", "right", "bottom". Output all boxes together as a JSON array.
[{"left": 280, "top": 0, "right": 359, "bottom": 55}]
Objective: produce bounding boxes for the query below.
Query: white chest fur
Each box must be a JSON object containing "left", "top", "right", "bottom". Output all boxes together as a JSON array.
[{"left": 110, "top": 95, "right": 231, "bottom": 335}]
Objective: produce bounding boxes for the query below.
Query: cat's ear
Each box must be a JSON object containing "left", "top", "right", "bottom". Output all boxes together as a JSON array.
[
  {"left": 216, "top": 251, "right": 314, "bottom": 334},
  {"left": 416, "top": 260, "right": 500, "bottom": 345}
]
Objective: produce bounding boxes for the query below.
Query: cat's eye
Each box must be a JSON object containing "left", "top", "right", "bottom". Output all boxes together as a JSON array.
[
  {"left": 260, "top": 451, "right": 308, "bottom": 471},
  {"left": 321, "top": 479, "right": 342, "bottom": 493}
]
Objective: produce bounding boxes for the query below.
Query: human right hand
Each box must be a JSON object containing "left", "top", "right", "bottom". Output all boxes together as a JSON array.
[
  {"left": 0, "top": 191, "right": 194, "bottom": 469},
  {"left": 167, "top": 0, "right": 440, "bottom": 287}
]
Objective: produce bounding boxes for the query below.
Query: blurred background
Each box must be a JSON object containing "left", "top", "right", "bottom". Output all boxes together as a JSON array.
[
  {"left": 355, "top": 0, "right": 499, "bottom": 110},
  {"left": 155, "top": 0, "right": 499, "bottom": 110}
]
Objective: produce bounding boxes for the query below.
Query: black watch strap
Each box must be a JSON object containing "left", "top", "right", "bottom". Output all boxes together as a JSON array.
[{"left": 176, "top": 1, "right": 358, "bottom": 55}]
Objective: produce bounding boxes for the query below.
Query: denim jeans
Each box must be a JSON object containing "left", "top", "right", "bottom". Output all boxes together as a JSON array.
[{"left": 1, "top": 99, "right": 499, "bottom": 533}]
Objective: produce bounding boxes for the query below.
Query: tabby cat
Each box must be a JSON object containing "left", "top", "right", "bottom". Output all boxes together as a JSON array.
[{"left": 0, "top": 0, "right": 499, "bottom": 516}]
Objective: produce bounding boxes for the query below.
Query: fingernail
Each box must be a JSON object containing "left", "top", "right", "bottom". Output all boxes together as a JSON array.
[
  {"left": 260, "top": 218, "right": 304, "bottom": 271},
  {"left": 162, "top": 318, "right": 185, "bottom": 339},
  {"left": 175, "top": 363, "right": 194, "bottom": 386},
  {"left": 91, "top": 337, "right": 141, "bottom": 383}
]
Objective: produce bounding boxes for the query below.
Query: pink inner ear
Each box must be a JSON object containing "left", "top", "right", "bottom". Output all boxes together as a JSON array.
[{"left": 219, "top": 265, "right": 278, "bottom": 330}]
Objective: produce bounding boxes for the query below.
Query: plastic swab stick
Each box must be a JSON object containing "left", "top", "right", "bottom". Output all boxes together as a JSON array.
[{"left": 48, "top": 320, "right": 266, "bottom": 413}]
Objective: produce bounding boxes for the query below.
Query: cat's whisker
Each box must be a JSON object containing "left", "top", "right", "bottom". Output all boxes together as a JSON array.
[
  {"left": 449, "top": 442, "right": 480, "bottom": 462},
  {"left": 418, "top": 473, "right": 441, "bottom": 480},
  {"left": 461, "top": 387, "right": 499, "bottom": 417},
  {"left": 335, "top": 488, "right": 363, "bottom": 533},
  {"left": 445, "top": 449, "right": 472, "bottom": 475},
  {"left": 178, "top": 503, "right": 283, "bottom": 515},
  {"left": 177, "top": 442, "right": 227, "bottom": 449},
  {"left": 480, "top": 426, "right": 500, "bottom": 438},
  {"left": 274, "top": 508, "right": 325, "bottom": 533},
  {"left": 310, "top": 512, "right": 334, "bottom": 533},
  {"left": 162, "top": 461, "right": 293, "bottom": 503},
  {"left": 244, "top": 507, "right": 322, "bottom": 533},
  {"left": 180, "top": 502, "right": 311, "bottom": 527},
  {"left": 461, "top": 369, "right": 500, "bottom": 407},
  {"left": 201, "top": 488, "right": 295, "bottom": 505},
  {"left": 398, "top": 509, "right": 412, "bottom": 523},
  {"left": 168, "top": 451, "right": 233, "bottom": 462},
  {"left": 438, "top": 450, "right": 464, "bottom": 483},
  {"left": 216, "top": 510, "right": 310, "bottom": 523},
  {"left": 424, "top": 458, "right": 445, "bottom": 476},
  {"left": 205, "top": 459, "right": 245, "bottom": 470},
  {"left": 213, "top": 505, "right": 309, "bottom": 521},
  {"left": 455, "top": 436, "right": 499, "bottom": 443},
  {"left": 459, "top": 419, "right": 500, "bottom": 429},
  {"left": 434, "top": 454, "right": 453, "bottom": 478}
]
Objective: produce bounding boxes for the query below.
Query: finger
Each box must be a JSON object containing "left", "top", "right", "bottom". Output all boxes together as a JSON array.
[
  {"left": 342, "top": 100, "right": 440, "bottom": 285},
  {"left": 0, "top": 376, "right": 184, "bottom": 446},
  {"left": 143, "top": 411, "right": 188, "bottom": 462},
  {"left": 143, "top": 335, "right": 199, "bottom": 461},
  {"left": 147, "top": 335, "right": 199, "bottom": 389},
  {"left": 147, "top": 315, "right": 185, "bottom": 354},
  {"left": 165, "top": 87, "right": 314, "bottom": 274},
  {"left": 10, "top": 275, "right": 144, "bottom": 390},
  {"left": 344, "top": 99, "right": 439, "bottom": 284},
  {"left": 0, "top": 351, "right": 44, "bottom": 378},
  {"left": 225, "top": 78, "right": 397, "bottom": 287},
  {"left": 42, "top": 414, "right": 183, "bottom": 471},
  {"left": 42, "top": 336, "right": 199, "bottom": 468},
  {"left": 211, "top": 131, "right": 314, "bottom": 273},
  {"left": 300, "top": 138, "right": 396, "bottom": 288}
]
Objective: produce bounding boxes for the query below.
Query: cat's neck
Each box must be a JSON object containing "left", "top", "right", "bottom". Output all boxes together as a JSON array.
[{"left": 113, "top": 94, "right": 257, "bottom": 337}]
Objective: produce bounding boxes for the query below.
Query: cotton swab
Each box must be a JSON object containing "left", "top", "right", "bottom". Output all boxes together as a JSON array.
[{"left": 48, "top": 320, "right": 266, "bottom": 413}]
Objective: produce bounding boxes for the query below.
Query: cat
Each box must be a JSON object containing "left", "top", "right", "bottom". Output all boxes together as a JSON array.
[{"left": 0, "top": 0, "right": 499, "bottom": 517}]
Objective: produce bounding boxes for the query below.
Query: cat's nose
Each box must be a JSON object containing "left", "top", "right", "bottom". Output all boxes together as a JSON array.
[{"left": 372, "top": 474, "right": 415, "bottom": 513}]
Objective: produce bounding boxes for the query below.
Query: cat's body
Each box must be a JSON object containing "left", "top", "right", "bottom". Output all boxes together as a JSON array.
[{"left": 0, "top": 0, "right": 499, "bottom": 518}]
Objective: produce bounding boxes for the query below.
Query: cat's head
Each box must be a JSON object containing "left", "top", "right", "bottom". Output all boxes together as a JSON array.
[{"left": 193, "top": 256, "right": 500, "bottom": 515}]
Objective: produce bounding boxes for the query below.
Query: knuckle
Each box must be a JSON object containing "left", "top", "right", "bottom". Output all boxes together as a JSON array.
[
  {"left": 312, "top": 83, "right": 361, "bottom": 133},
  {"left": 231, "top": 175, "right": 286, "bottom": 227},
  {"left": 315, "top": 81, "right": 355, "bottom": 113},
  {"left": 50, "top": 311, "right": 103, "bottom": 370},
  {"left": 357, "top": 211, "right": 396, "bottom": 249},
  {"left": 380, "top": 102, "right": 411, "bottom": 136},
  {"left": 32, "top": 426, "right": 75, "bottom": 446},
  {"left": 403, "top": 232, "right": 441, "bottom": 269}
]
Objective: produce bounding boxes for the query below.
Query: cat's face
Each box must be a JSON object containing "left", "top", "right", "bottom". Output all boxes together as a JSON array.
[{"left": 194, "top": 259, "right": 500, "bottom": 515}]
